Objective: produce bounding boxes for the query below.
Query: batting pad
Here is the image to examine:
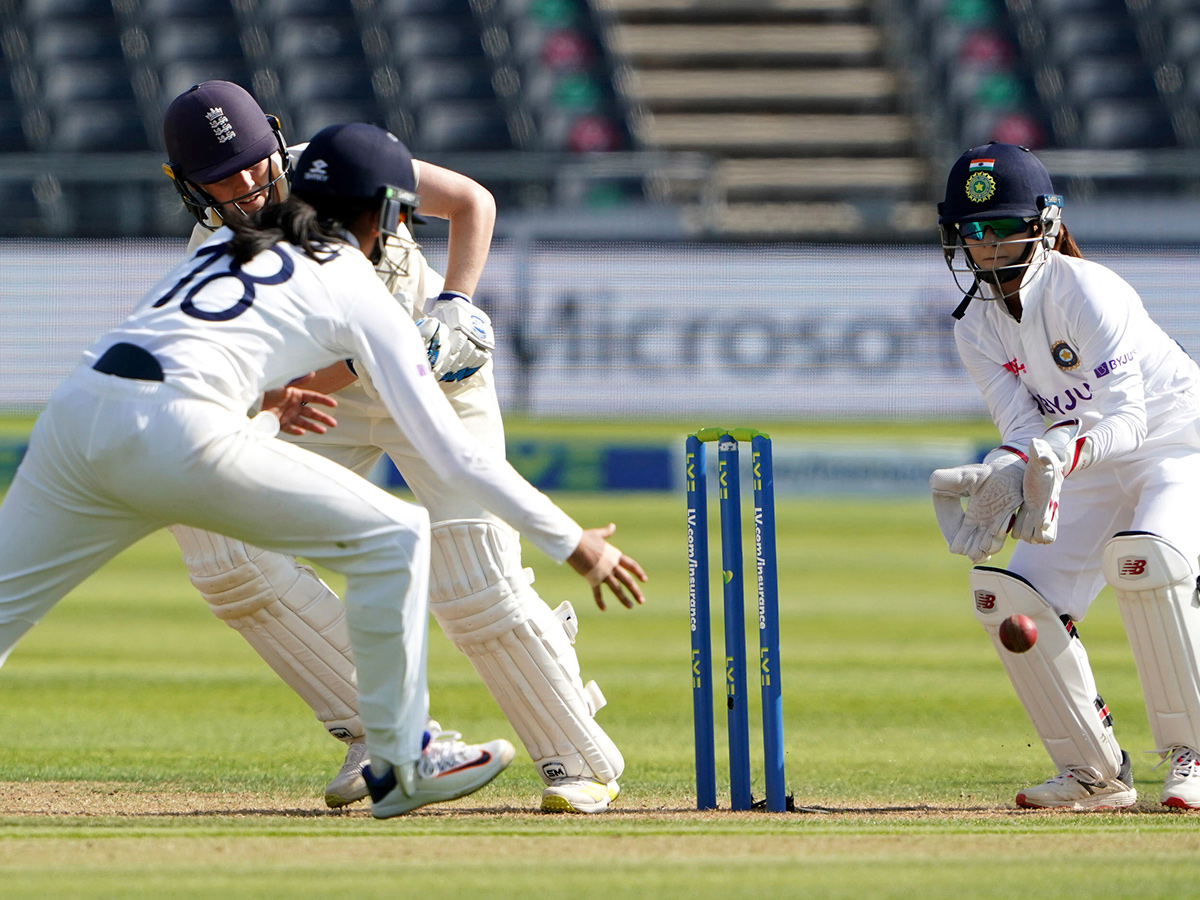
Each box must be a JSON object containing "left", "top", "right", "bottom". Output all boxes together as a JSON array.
[
  {"left": 428, "top": 519, "right": 623, "bottom": 785},
  {"left": 171, "top": 525, "right": 363, "bottom": 740},
  {"left": 1103, "top": 531, "right": 1200, "bottom": 753},
  {"left": 971, "top": 566, "right": 1123, "bottom": 779}
]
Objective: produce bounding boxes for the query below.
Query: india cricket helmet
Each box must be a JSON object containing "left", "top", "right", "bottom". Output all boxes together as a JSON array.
[
  {"left": 937, "top": 141, "right": 1061, "bottom": 225},
  {"left": 293, "top": 123, "right": 423, "bottom": 277},
  {"left": 936, "top": 142, "right": 1064, "bottom": 315}
]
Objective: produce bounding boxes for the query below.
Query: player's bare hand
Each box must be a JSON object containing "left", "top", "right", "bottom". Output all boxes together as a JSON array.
[
  {"left": 567, "top": 523, "right": 648, "bottom": 611},
  {"left": 262, "top": 373, "right": 338, "bottom": 436}
]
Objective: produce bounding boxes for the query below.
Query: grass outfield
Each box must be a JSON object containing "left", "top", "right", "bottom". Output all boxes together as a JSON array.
[
  {"left": 0, "top": 412, "right": 1004, "bottom": 445},
  {"left": 0, "top": 419, "right": 1197, "bottom": 898}
]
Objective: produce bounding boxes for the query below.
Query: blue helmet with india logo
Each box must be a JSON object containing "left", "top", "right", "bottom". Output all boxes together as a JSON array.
[
  {"left": 937, "top": 142, "right": 1064, "bottom": 314},
  {"left": 938, "top": 141, "right": 1060, "bottom": 225}
]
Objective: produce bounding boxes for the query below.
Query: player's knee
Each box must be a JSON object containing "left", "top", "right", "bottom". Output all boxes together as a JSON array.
[
  {"left": 190, "top": 549, "right": 335, "bottom": 623},
  {"left": 192, "top": 559, "right": 278, "bottom": 620},
  {"left": 1102, "top": 531, "right": 1194, "bottom": 593},
  {"left": 969, "top": 566, "right": 1056, "bottom": 624},
  {"left": 426, "top": 519, "right": 534, "bottom": 639},
  {"left": 320, "top": 505, "right": 431, "bottom": 582}
]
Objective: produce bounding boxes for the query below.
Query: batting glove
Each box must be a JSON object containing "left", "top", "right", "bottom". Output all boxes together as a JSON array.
[{"left": 416, "top": 291, "right": 495, "bottom": 383}]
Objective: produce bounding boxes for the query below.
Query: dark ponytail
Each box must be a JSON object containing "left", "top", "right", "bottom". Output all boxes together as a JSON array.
[
  {"left": 225, "top": 193, "right": 378, "bottom": 265},
  {"left": 1054, "top": 223, "right": 1084, "bottom": 259}
]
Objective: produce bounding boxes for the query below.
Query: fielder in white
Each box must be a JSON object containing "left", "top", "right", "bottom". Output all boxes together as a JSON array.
[
  {"left": 159, "top": 81, "right": 637, "bottom": 813},
  {"left": 930, "top": 141, "right": 1200, "bottom": 810},
  {"left": 0, "top": 122, "right": 646, "bottom": 819}
]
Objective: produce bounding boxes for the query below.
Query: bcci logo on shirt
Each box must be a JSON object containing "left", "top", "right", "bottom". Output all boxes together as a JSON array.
[{"left": 1051, "top": 341, "right": 1079, "bottom": 370}]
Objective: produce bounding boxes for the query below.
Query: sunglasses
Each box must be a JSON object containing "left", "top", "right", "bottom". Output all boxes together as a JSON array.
[{"left": 958, "top": 217, "right": 1034, "bottom": 240}]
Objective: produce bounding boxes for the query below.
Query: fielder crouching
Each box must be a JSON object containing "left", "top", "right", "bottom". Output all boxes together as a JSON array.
[{"left": 930, "top": 141, "right": 1200, "bottom": 810}]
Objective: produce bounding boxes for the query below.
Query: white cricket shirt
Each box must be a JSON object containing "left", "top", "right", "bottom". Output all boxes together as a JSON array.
[
  {"left": 954, "top": 250, "right": 1200, "bottom": 465},
  {"left": 85, "top": 229, "right": 582, "bottom": 561}
]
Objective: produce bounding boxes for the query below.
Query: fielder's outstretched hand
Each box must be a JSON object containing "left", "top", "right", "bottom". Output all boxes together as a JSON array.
[
  {"left": 567, "top": 523, "right": 648, "bottom": 611},
  {"left": 262, "top": 373, "right": 339, "bottom": 436}
]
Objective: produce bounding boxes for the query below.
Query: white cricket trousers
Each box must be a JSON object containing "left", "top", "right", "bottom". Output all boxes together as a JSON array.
[{"left": 0, "top": 367, "right": 432, "bottom": 770}]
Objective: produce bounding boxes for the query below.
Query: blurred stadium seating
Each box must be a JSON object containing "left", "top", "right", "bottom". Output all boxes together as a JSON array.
[
  {"left": 0, "top": 0, "right": 1198, "bottom": 238},
  {"left": 601, "top": 0, "right": 925, "bottom": 235}
]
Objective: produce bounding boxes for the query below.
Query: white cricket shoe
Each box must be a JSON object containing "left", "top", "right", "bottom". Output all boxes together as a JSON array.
[
  {"left": 323, "top": 718, "right": 443, "bottom": 809},
  {"left": 1161, "top": 746, "right": 1200, "bottom": 809},
  {"left": 1015, "top": 751, "right": 1136, "bottom": 810},
  {"left": 324, "top": 739, "right": 369, "bottom": 808},
  {"left": 541, "top": 777, "right": 620, "bottom": 813},
  {"left": 365, "top": 731, "right": 515, "bottom": 819}
]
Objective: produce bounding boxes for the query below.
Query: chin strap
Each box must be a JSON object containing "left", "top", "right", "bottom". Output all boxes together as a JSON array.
[
  {"left": 951, "top": 279, "right": 979, "bottom": 320},
  {"left": 955, "top": 238, "right": 1046, "bottom": 320}
]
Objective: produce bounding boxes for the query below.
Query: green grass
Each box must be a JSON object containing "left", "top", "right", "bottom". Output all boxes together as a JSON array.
[
  {"left": 498, "top": 413, "right": 1002, "bottom": 445},
  {"left": 0, "top": 414, "right": 37, "bottom": 440},
  {"left": 0, "top": 416, "right": 1193, "bottom": 898},
  {"left": 0, "top": 412, "right": 1004, "bottom": 446}
]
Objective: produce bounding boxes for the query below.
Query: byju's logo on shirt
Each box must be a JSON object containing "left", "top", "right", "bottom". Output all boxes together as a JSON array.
[
  {"left": 1094, "top": 350, "right": 1136, "bottom": 379},
  {"left": 303, "top": 159, "right": 329, "bottom": 182}
]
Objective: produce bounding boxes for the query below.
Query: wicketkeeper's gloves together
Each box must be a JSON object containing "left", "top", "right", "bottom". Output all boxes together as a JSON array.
[
  {"left": 931, "top": 419, "right": 1093, "bottom": 563},
  {"left": 931, "top": 445, "right": 1027, "bottom": 563}
]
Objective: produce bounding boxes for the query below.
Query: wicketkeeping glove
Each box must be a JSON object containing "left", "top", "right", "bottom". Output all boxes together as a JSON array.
[
  {"left": 930, "top": 446, "right": 1028, "bottom": 563},
  {"left": 1011, "top": 419, "right": 1092, "bottom": 545},
  {"left": 416, "top": 291, "right": 495, "bottom": 383}
]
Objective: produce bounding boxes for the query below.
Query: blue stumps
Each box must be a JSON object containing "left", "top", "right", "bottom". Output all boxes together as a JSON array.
[
  {"left": 689, "top": 427, "right": 787, "bottom": 813},
  {"left": 686, "top": 434, "right": 716, "bottom": 811},
  {"left": 752, "top": 434, "right": 786, "bottom": 813},
  {"left": 718, "top": 434, "right": 752, "bottom": 811}
]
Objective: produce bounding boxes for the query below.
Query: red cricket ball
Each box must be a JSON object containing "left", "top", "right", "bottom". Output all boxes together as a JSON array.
[{"left": 999, "top": 614, "right": 1037, "bottom": 653}]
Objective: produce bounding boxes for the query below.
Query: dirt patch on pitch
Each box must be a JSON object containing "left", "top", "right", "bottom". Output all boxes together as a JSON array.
[
  {"left": 0, "top": 782, "right": 362, "bottom": 818},
  {"left": 0, "top": 783, "right": 1182, "bottom": 820}
]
